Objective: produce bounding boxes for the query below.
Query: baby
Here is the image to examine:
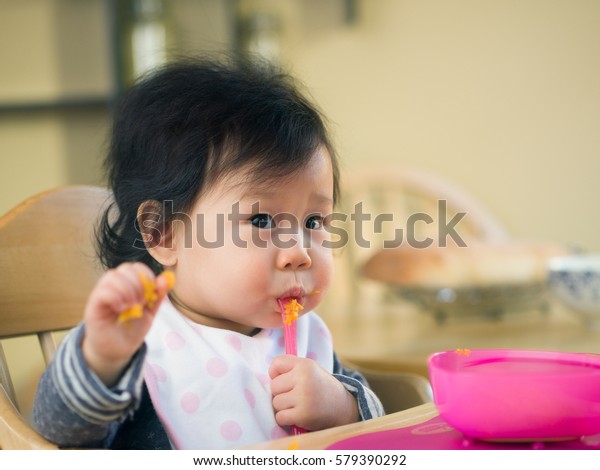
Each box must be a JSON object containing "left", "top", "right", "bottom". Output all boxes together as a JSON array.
[{"left": 33, "top": 56, "right": 383, "bottom": 449}]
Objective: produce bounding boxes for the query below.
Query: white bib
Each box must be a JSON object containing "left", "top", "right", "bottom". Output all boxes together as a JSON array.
[{"left": 143, "top": 299, "right": 334, "bottom": 449}]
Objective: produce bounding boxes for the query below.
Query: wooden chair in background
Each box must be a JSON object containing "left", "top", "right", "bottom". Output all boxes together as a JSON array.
[
  {"left": 0, "top": 186, "right": 110, "bottom": 449},
  {"left": 324, "top": 166, "right": 509, "bottom": 316}
]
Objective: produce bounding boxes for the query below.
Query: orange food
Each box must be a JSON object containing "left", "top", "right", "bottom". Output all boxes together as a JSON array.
[
  {"left": 283, "top": 298, "right": 303, "bottom": 326},
  {"left": 141, "top": 273, "right": 159, "bottom": 309},
  {"left": 117, "top": 304, "right": 144, "bottom": 324},
  {"left": 161, "top": 270, "right": 176, "bottom": 290},
  {"left": 117, "top": 271, "right": 175, "bottom": 324},
  {"left": 286, "top": 441, "right": 299, "bottom": 450},
  {"left": 456, "top": 348, "right": 471, "bottom": 356}
]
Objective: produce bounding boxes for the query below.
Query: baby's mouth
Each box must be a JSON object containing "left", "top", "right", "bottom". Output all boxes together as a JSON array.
[
  {"left": 278, "top": 286, "right": 305, "bottom": 305},
  {"left": 277, "top": 295, "right": 304, "bottom": 311}
]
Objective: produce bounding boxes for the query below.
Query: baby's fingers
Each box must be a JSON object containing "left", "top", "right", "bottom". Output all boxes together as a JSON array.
[
  {"left": 272, "top": 388, "right": 296, "bottom": 413},
  {"left": 144, "top": 270, "right": 176, "bottom": 317},
  {"left": 112, "top": 264, "right": 156, "bottom": 322},
  {"left": 269, "top": 354, "right": 298, "bottom": 380},
  {"left": 273, "top": 407, "right": 299, "bottom": 428},
  {"left": 155, "top": 270, "right": 176, "bottom": 298},
  {"left": 86, "top": 264, "right": 146, "bottom": 319},
  {"left": 117, "top": 268, "right": 175, "bottom": 323}
]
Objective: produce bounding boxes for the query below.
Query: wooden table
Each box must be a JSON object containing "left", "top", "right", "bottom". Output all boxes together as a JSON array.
[
  {"left": 246, "top": 403, "right": 438, "bottom": 450},
  {"left": 323, "top": 297, "right": 600, "bottom": 378}
]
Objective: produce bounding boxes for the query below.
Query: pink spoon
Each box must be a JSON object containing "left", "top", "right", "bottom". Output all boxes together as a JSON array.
[{"left": 278, "top": 298, "right": 306, "bottom": 435}]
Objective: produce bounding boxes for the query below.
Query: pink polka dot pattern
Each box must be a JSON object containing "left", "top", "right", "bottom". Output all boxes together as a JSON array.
[
  {"left": 166, "top": 331, "right": 186, "bottom": 350},
  {"left": 318, "top": 326, "right": 331, "bottom": 340},
  {"left": 307, "top": 351, "right": 318, "bottom": 361},
  {"left": 244, "top": 388, "right": 256, "bottom": 408},
  {"left": 190, "top": 324, "right": 203, "bottom": 335},
  {"left": 271, "top": 426, "right": 288, "bottom": 439},
  {"left": 180, "top": 392, "right": 200, "bottom": 414},
  {"left": 150, "top": 363, "right": 168, "bottom": 382},
  {"left": 225, "top": 334, "right": 242, "bottom": 352},
  {"left": 264, "top": 354, "right": 274, "bottom": 365},
  {"left": 206, "top": 357, "right": 228, "bottom": 377},
  {"left": 220, "top": 420, "right": 242, "bottom": 441},
  {"left": 256, "top": 373, "right": 270, "bottom": 386}
]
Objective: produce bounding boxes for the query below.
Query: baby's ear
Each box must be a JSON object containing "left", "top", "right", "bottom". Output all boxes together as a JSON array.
[{"left": 137, "top": 200, "right": 178, "bottom": 267}]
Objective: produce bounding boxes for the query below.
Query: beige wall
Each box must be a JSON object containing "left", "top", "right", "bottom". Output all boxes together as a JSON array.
[
  {"left": 265, "top": 0, "right": 599, "bottom": 252},
  {"left": 2, "top": 0, "right": 598, "bottom": 245},
  {"left": 0, "top": 0, "right": 111, "bottom": 218}
]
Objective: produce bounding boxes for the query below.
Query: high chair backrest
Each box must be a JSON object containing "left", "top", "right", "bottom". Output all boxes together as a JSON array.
[
  {"left": 0, "top": 186, "right": 111, "bottom": 449},
  {"left": 338, "top": 166, "right": 509, "bottom": 271},
  {"left": 343, "top": 359, "right": 433, "bottom": 414}
]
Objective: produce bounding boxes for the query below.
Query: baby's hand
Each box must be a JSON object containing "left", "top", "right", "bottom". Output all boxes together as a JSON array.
[
  {"left": 269, "top": 356, "right": 359, "bottom": 431},
  {"left": 82, "top": 262, "right": 171, "bottom": 386}
]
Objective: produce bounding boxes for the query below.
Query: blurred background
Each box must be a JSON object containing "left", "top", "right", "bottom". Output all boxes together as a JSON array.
[
  {"left": 1, "top": 0, "right": 598, "bottom": 250},
  {"left": 1, "top": 0, "right": 599, "bottom": 421}
]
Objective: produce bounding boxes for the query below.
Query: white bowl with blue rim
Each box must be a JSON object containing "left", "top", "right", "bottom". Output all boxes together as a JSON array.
[{"left": 548, "top": 254, "right": 600, "bottom": 329}]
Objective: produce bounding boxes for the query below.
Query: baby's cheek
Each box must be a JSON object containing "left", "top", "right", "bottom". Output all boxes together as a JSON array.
[{"left": 314, "top": 250, "right": 334, "bottom": 289}]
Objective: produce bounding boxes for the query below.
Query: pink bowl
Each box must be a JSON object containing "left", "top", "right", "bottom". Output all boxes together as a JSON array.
[{"left": 428, "top": 349, "right": 600, "bottom": 441}]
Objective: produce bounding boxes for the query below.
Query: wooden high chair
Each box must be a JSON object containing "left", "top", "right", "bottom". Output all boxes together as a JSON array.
[
  {"left": 343, "top": 360, "right": 432, "bottom": 414},
  {"left": 0, "top": 186, "right": 110, "bottom": 449}
]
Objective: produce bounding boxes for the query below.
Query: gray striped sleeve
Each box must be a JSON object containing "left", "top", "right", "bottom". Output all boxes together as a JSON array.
[
  {"left": 33, "top": 323, "right": 147, "bottom": 447},
  {"left": 334, "top": 373, "right": 385, "bottom": 420},
  {"left": 50, "top": 324, "right": 146, "bottom": 424},
  {"left": 50, "top": 325, "right": 143, "bottom": 424},
  {"left": 332, "top": 353, "right": 385, "bottom": 420}
]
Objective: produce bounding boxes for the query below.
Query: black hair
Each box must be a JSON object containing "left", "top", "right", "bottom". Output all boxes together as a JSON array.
[{"left": 97, "top": 56, "right": 339, "bottom": 273}]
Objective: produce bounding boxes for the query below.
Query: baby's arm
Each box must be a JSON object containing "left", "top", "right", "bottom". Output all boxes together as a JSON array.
[
  {"left": 33, "top": 262, "right": 170, "bottom": 447},
  {"left": 269, "top": 353, "right": 384, "bottom": 431},
  {"left": 33, "top": 324, "right": 146, "bottom": 447},
  {"left": 82, "top": 263, "right": 170, "bottom": 386},
  {"left": 330, "top": 354, "right": 385, "bottom": 420}
]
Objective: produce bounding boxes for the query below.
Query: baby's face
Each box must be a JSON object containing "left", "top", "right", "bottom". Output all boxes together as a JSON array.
[{"left": 169, "top": 147, "right": 335, "bottom": 334}]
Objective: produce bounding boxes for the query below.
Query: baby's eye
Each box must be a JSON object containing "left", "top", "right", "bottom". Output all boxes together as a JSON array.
[
  {"left": 305, "top": 215, "right": 324, "bottom": 230},
  {"left": 250, "top": 214, "right": 275, "bottom": 229}
]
